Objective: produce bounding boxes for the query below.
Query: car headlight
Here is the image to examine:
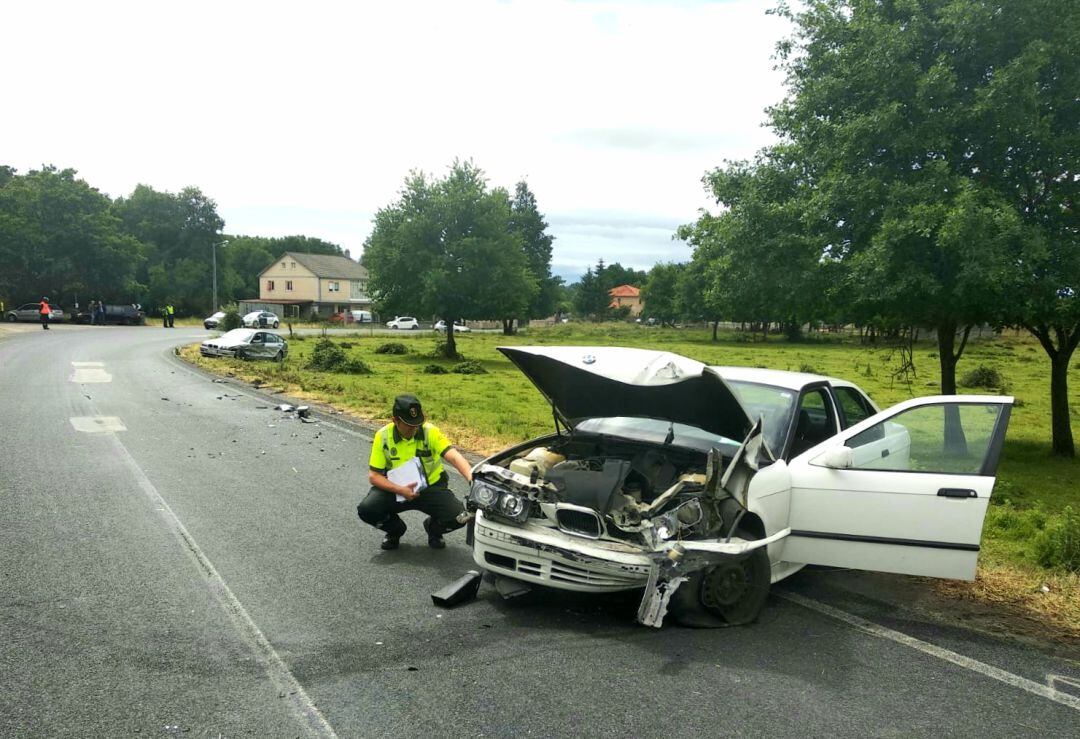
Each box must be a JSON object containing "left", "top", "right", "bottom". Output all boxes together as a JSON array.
[
  {"left": 470, "top": 482, "right": 500, "bottom": 508},
  {"left": 499, "top": 493, "right": 526, "bottom": 518}
]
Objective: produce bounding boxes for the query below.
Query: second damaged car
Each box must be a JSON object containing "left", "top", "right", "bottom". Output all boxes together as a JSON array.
[{"left": 467, "top": 346, "right": 1013, "bottom": 628}]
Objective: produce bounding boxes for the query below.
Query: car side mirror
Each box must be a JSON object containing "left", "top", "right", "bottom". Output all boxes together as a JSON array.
[{"left": 819, "top": 446, "right": 854, "bottom": 469}]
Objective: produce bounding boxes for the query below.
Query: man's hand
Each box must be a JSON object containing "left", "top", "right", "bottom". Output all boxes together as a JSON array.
[{"left": 397, "top": 482, "right": 420, "bottom": 501}]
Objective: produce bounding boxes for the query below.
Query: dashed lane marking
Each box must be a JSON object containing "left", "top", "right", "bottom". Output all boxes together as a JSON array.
[
  {"left": 69, "top": 416, "right": 126, "bottom": 433},
  {"left": 70, "top": 361, "right": 111, "bottom": 383},
  {"left": 779, "top": 590, "right": 1080, "bottom": 713}
]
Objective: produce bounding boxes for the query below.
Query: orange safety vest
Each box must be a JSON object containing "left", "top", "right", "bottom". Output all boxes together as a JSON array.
[{"left": 39, "top": 302, "right": 51, "bottom": 315}]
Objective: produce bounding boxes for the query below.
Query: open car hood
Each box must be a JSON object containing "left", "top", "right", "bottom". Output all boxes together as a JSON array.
[{"left": 498, "top": 346, "right": 752, "bottom": 442}]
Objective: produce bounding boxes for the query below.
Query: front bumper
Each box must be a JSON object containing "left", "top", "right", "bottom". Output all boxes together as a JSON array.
[{"left": 472, "top": 510, "right": 652, "bottom": 592}]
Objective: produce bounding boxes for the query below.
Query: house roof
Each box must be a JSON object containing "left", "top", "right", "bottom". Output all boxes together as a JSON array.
[
  {"left": 608, "top": 284, "right": 640, "bottom": 298},
  {"left": 262, "top": 252, "right": 369, "bottom": 279}
]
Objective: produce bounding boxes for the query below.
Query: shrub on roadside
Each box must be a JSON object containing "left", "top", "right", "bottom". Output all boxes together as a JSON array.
[
  {"left": 375, "top": 342, "right": 409, "bottom": 355},
  {"left": 307, "top": 338, "right": 347, "bottom": 371},
  {"left": 342, "top": 357, "right": 373, "bottom": 375},
  {"left": 960, "top": 365, "right": 1005, "bottom": 389},
  {"left": 452, "top": 360, "right": 487, "bottom": 375},
  {"left": 423, "top": 364, "right": 449, "bottom": 374},
  {"left": 1035, "top": 506, "right": 1080, "bottom": 573},
  {"left": 220, "top": 310, "right": 242, "bottom": 331}
]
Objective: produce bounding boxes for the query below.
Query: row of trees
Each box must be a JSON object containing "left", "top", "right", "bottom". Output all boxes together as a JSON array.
[
  {"left": 364, "top": 160, "right": 560, "bottom": 357},
  {"left": 638, "top": 0, "right": 1078, "bottom": 456},
  {"left": 0, "top": 166, "right": 344, "bottom": 316}
]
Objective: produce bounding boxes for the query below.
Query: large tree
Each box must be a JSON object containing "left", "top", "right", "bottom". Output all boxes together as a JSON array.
[
  {"left": 0, "top": 166, "right": 143, "bottom": 306},
  {"left": 641, "top": 262, "right": 684, "bottom": 326},
  {"left": 364, "top": 160, "right": 536, "bottom": 358},
  {"left": 769, "top": 0, "right": 1077, "bottom": 452},
  {"left": 505, "top": 181, "right": 557, "bottom": 334}
]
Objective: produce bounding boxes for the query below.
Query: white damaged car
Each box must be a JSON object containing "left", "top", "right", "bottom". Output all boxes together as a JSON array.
[{"left": 467, "top": 346, "right": 1012, "bottom": 627}]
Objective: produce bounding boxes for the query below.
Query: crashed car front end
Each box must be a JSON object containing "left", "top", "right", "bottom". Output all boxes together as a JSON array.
[{"left": 468, "top": 419, "right": 781, "bottom": 627}]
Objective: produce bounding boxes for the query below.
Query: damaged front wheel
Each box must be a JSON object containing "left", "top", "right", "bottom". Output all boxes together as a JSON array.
[{"left": 669, "top": 532, "right": 770, "bottom": 628}]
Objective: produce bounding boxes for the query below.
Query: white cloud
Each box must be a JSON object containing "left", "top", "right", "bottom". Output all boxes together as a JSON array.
[{"left": 1, "top": 0, "right": 789, "bottom": 279}]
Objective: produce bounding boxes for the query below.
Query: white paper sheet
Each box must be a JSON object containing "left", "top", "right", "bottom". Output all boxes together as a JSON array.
[{"left": 387, "top": 457, "right": 427, "bottom": 502}]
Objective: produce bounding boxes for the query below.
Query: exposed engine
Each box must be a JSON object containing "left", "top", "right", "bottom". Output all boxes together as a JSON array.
[{"left": 469, "top": 434, "right": 737, "bottom": 549}]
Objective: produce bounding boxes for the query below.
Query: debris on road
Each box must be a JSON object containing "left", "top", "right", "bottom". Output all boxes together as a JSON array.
[
  {"left": 431, "top": 570, "right": 482, "bottom": 608},
  {"left": 494, "top": 576, "right": 532, "bottom": 600}
]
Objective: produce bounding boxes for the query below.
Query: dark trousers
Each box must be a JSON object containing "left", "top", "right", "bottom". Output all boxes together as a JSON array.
[
  {"left": 167, "top": 314, "right": 174, "bottom": 327},
  {"left": 357, "top": 480, "right": 465, "bottom": 538},
  {"left": 40, "top": 314, "right": 49, "bottom": 329}
]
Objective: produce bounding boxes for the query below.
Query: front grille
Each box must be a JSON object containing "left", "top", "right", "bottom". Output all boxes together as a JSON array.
[{"left": 556, "top": 508, "right": 603, "bottom": 539}]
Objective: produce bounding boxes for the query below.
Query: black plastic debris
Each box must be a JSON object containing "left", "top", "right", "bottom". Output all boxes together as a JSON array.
[
  {"left": 431, "top": 570, "right": 482, "bottom": 608},
  {"left": 494, "top": 576, "right": 532, "bottom": 600},
  {"left": 296, "top": 406, "right": 311, "bottom": 418}
]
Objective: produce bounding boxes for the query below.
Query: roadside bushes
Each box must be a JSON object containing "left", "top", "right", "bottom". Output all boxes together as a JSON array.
[
  {"left": 307, "top": 338, "right": 373, "bottom": 374},
  {"left": 220, "top": 310, "right": 242, "bottom": 331},
  {"left": 452, "top": 360, "right": 487, "bottom": 375},
  {"left": 423, "top": 364, "right": 449, "bottom": 374},
  {"left": 375, "top": 342, "right": 409, "bottom": 355},
  {"left": 1035, "top": 506, "right": 1080, "bottom": 573},
  {"left": 960, "top": 365, "right": 1005, "bottom": 389}
]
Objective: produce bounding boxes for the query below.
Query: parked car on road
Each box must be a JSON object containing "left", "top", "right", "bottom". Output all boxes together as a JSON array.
[
  {"left": 242, "top": 311, "right": 280, "bottom": 328},
  {"left": 5, "top": 303, "right": 65, "bottom": 323},
  {"left": 329, "top": 309, "right": 375, "bottom": 325},
  {"left": 466, "top": 346, "right": 1013, "bottom": 628},
  {"left": 386, "top": 316, "right": 419, "bottom": 330},
  {"left": 200, "top": 329, "right": 287, "bottom": 360},
  {"left": 74, "top": 304, "right": 144, "bottom": 325},
  {"left": 434, "top": 320, "right": 471, "bottom": 333},
  {"left": 204, "top": 311, "right": 226, "bottom": 329}
]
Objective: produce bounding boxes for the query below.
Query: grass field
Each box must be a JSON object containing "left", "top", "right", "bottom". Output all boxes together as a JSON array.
[{"left": 181, "top": 322, "right": 1080, "bottom": 635}]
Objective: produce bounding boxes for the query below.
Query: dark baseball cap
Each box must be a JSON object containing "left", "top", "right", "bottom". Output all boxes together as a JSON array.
[{"left": 392, "top": 394, "right": 425, "bottom": 426}]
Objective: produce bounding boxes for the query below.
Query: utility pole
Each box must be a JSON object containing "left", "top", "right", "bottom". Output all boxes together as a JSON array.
[{"left": 212, "top": 240, "right": 229, "bottom": 312}]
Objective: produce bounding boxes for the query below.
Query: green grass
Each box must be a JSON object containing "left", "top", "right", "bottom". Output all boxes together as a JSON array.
[{"left": 184, "top": 323, "right": 1080, "bottom": 584}]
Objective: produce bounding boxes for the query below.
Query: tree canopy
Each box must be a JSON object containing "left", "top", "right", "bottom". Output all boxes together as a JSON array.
[{"left": 363, "top": 160, "right": 537, "bottom": 357}]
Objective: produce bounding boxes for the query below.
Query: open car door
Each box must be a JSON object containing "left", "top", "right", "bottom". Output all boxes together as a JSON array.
[{"left": 782, "top": 396, "right": 1012, "bottom": 581}]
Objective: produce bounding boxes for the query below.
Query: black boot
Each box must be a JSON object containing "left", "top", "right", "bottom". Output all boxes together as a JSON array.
[
  {"left": 423, "top": 518, "right": 446, "bottom": 549},
  {"left": 380, "top": 534, "right": 400, "bottom": 550}
]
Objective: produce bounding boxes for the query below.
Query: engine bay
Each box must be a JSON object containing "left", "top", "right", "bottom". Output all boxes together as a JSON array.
[{"left": 469, "top": 431, "right": 740, "bottom": 549}]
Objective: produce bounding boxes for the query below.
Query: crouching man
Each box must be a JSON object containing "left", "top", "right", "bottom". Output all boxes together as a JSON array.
[{"left": 358, "top": 394, "right": 473, "bottom": 550}]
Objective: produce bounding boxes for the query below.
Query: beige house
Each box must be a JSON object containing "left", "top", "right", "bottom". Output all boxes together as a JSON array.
[{"left": 240, "top": 252, "right": 371, "bottom": 319}]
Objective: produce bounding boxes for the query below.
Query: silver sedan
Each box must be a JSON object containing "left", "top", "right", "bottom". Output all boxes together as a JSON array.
[{"left": 200, "top": 329, "right": 288, "bottom": 360}]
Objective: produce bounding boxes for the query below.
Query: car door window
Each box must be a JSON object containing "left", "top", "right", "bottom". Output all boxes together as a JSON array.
[
  {"left": 252, "top": 333, "right": 264, "bottom": 343},
  {"left": 835, "top": 386, "right": 874, "bottom": 428},
  {"left": 846, "top": 403, "right": 1004, "bottom": 474},
  {"left": 790, "top": 387, "right": 837, "bottom": 457}
]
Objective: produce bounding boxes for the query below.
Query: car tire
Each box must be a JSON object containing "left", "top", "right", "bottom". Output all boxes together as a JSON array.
[
  {"left": 411, "top": 324, "right": 418, "bottom": 330},
  {"left": 5, "top": 315, "right": 15, "bottom": 323},
  {"left": 272, "top": 321, "right": 279, "bottom": 328},
  {"left": 236, "top": 348, "right": 248, "bottom": 361},
  {"left": 274, "top": 350, "right": 283, "bottom": 362},
  {"left": 668, "top": 529, "right": 771, "bottom": 628}
]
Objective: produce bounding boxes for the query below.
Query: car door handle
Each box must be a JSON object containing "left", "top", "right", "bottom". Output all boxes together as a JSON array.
[{"left": 937, "top": 488, "right": 977, "bottom": 499}]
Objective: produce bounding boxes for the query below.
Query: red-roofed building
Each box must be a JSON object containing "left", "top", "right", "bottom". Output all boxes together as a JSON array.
[{"left": 608, "top": 284, "right": 642, "bottom": 316}]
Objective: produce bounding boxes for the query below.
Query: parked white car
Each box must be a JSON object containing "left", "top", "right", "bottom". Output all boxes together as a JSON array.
[
  {"left": 242, "top": 310, "right": 280, "bottom": 328},
  {"left": 434, "top": 320, "right": 471, "bottom": 333},
  {"left": 386, "top": 316, "right": 419, "bottom": 330},
  {"left": 467, "top": 346, "right": 1013, "bottom": 628}
]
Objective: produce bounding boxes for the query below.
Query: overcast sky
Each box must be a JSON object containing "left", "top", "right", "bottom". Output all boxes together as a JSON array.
[{"left": 2, "top": 0, "right": 790, "bottom": 281}]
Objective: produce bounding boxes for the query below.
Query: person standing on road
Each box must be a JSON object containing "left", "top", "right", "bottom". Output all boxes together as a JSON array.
[
  {"left": 38, "top": 297, "right": 51, "bottom": 330},
  {"left": 89, "top": 300, "right": 97, "bottom": 325},
  {"left": 357, "top": 394, "right": 473, "bottom": 550},
  {"left": 166, "top": 303, "right": 175, "bottom": 328},
  {"left": 96, "top": 300, "right": 106, "bottom": 325}
]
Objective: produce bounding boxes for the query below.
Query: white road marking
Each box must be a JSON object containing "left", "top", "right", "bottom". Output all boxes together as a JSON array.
[
  {"left": 1049, "top": 674, "right": 1080, "bottom": 697},
  {"left": 70, "top": 366, "right": 112, "bottom": 383},
  {"left": 69, "top": 416, "right": 127, "bottom": 433},
  {"left": 779, "top": 591, "right": 1080, "bottom": 712},
  {"left": 108, "top": 435, "right": 338, "bottom": 738}
]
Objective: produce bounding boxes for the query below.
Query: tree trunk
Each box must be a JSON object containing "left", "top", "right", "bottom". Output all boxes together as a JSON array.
[
  {"left": 938, "top": 322, "right": 972, "bottom": 455},
  {"left": 711, "top": 320, "right": 719, "bottom": 342},
  {"left": 1028, "top": 324, "right": 1079, "bottom": 458},
  {"left": 443, "top": 317, "right": 458, "bottom": 359},
  {"left": 502, "top": 318, "right": 516, "bottom": 335}
]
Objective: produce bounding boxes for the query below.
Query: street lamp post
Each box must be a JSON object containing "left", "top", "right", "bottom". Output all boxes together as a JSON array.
[{"left": 212, "top": 239, "right": 229, "bottom": 313}]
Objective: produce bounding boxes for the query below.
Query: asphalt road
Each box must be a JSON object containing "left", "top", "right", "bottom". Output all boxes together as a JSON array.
[{"left": 1, "top": 324, "right": 1078, "bottom": 737}]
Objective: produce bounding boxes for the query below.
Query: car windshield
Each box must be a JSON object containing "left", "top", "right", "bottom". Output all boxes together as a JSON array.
[
  {"left": 219, "top": 329, "right": 255, "bottom": 342},
  {"left": 575, "top": 417, "right": 740, "bottom": 453},
  {"left": 726, "top": 380, "right": 797, "bottom": 456}
]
